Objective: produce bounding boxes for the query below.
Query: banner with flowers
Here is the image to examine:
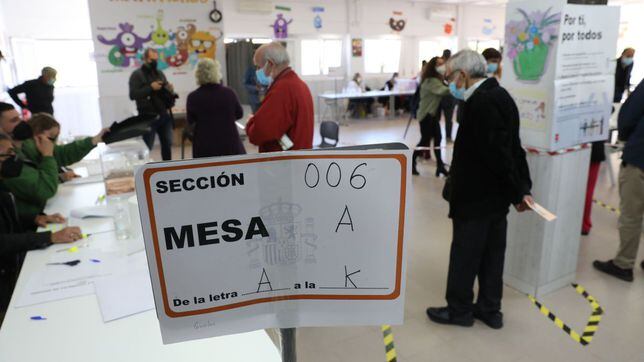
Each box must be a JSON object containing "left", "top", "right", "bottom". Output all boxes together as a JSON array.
[{"left": 502, "top": 0, "right": 620, "bottom": 151}]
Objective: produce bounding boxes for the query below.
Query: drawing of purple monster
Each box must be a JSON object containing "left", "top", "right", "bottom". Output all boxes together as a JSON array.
[
  {"left": 97, "top": 23, "right": 151, "bottom": 67},
  {"left": 271, "top": 14, "right": 293, "bottom": 39}
]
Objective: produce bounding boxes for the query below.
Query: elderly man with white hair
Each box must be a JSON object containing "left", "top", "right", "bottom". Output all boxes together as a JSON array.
[
  {"left": 186, "top": 58, "right": 245, "bottom": 158},
  {"left": 8, "top": 66, "right": 57, "bottom": 115},
  {"left": 426, "top": 50, "right": 533, "bottom": 330},
  {"left": 246, "top": 41, "right": 313, "bottom": 152}
]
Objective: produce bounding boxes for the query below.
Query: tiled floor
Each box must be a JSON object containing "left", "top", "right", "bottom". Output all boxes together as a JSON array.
[{"left": 153, "top": 116, "right": 644, "bottom": 362}]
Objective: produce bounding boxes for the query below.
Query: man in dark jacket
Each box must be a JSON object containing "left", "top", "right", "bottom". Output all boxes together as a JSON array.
[
  {"left": 0, "top": 132, "right": 81, "bottom": 321},
  {"left": 614, "top": 48, "right": 635, "bottom": 103},
  {"left": 8, "top": 67, "right": 57, "bottom": 115},
  {"left": 594, "top": 79, "right": 644, "bottom": 282},
  {"left": 426, "top": 50, "right": 533, "bottom": 330},
  {"left": 129, "top": 49, "right": 175, "bottom": 160}
]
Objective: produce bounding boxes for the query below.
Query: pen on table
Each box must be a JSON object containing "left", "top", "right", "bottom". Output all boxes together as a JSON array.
[
  {"left": 30, "top": 316, "right": 47, "bottom": 321},
  {"left": 95, "top": 194, "right": 106, "bottom": 205},
  {"left": 47, "top": 259, "right": 81, "bottom": 266}
]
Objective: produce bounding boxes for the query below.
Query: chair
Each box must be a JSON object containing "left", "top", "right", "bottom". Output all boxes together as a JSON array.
[
  {"left": 181, "top": 122, "right": 195, "bottom": 159},
  {"left": 318, "top": 121, "right": 339, "bottom": 148}
]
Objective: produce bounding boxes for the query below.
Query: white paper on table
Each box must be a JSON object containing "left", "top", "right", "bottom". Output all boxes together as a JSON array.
[
  {"left": 529, "top": 201, "right": 557, "bottom": 221},
  {"left": 94, "top": 268, "right": 154, "bottom": 322},
  {"left": 14, "top": 270, "right": 96, "bottom": 307},
  {"left": 15, "top": 250, "right": 123, "bottom": 308},
  {"left": 64, "top": 174, "right": 104, "bottom": 186},
  {"left": 70, "top": 205, "right": 117, "bottom": 219}
]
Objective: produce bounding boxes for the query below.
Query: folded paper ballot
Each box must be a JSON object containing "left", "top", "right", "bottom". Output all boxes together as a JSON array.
[
  {"left": 102, "top": 114, "right": 159, "bottom": 144},
  {"left": 528, "top": 201, "right": 557, "bottom": 221},
  {"left": 70, "top": 205, "right": 118, "bottom": 219}
]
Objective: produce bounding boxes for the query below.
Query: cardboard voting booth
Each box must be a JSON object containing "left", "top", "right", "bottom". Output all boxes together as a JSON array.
[
  {"left": 135, "top": 145, "right": 411, "bottom": 344},
  {"left": 502, "top": 0, "right": 620, "bottom": 151}
]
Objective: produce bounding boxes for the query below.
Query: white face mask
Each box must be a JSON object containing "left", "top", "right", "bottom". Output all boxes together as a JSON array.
[{"left": 436, "top": 65, "right": 446, "bottom": 75}]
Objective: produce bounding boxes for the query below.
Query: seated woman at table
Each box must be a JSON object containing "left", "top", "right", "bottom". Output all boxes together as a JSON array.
[
  {"left": 187, "top": 58, "right": 245, "bottom": 158},
  {"left": 347, "top": 73, "right": 373, "bottom": 117},
  {"left": 0, "top": 133, "right": 83, "bottom": 321},
  {"left": 1, "top": 113, "right": 106, "bottom": 218}
]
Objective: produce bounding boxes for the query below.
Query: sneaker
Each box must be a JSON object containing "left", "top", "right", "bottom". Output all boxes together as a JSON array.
[
  {"left": 593, "top": 260, "right": 633, "bottom": 282},
  {"left": 473, "top": 310, "right": 503, "bottom": 329},
  {"left": 426, "top": 307, "right": 474, "bottom": 327}
]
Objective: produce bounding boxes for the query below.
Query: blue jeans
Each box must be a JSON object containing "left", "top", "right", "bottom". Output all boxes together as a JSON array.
[{"left": 143, "top": 113, "right": 173, "bottom": 160}]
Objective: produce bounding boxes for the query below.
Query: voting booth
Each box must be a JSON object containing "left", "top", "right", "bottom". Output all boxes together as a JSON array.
[
  {"left": 135, "top": 145, "right": 411, "bottom": 344},
  {"left": 501, "top": 0, "right": 619, "bottom": 296}
]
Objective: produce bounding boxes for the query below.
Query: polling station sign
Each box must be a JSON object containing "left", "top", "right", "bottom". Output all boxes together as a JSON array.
[{"left": 135, "top": 146, "right": 411, "bottom": 344}]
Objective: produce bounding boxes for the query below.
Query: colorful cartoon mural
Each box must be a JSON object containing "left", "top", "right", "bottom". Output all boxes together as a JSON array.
[
  {"left": 95, "top": 11, "right": 220, "bottom": 70},
  {"left": 271, "top": 14, "right": 293, "bottom": 39},
  {"left": 505, "top": 7, "right": 561, "bottom": 81},
  {"left": 97, "top": 23, "right": 151, "bottom": 67}
]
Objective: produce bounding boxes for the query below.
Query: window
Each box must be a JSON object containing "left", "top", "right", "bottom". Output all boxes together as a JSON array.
[
  {"left": 418, "top": 38, "right": 457, "bottom": 66},
  {"left": 300, "top": 39, "right": 342, "bottom": 76},
  {"left": 364, "top": 39, "right": 401, "bottom": 74},
  {"left": 467, "top": 39, "right": 501, "bottom": 53},
  {"left": 11, "top": 38, "right": 98, "bottom": 87}
]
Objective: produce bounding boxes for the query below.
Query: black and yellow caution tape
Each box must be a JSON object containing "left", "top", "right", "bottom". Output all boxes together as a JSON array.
[
  {"left": 593, "top": 199, "right": 620, "bottom": 215},
  {"left": 381, "top": 325, "right": 397, "bottom": 362},
  {"left": 528, "top": 283, "right": 603, "bottom": 346}
]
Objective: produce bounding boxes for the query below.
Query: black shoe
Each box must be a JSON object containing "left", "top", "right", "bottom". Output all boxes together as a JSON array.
[
  {"left": 426, "top": 307, "right": 474, "bottom": 327},
  {"left": 435, "top": 166, "right": 449, "bottom": 178},
  {"left": 473, "top": 310, "right": 503, "bottom": 329},
  {"left": 640, "top": 260, "right": 644, "bottom": 270},
  {"left": 412, "top": 168, "right": 420, "bottom": 176},
  {"left": 593, "top": 260, "right": 633, "bottom": 282},
  {"left": 581, "top": 230, "right": 589, "bottom": 236}
]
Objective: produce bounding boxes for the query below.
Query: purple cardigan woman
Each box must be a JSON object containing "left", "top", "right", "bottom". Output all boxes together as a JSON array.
[{"left": 186, "top": 59, "right": 245, "bottom": 158}]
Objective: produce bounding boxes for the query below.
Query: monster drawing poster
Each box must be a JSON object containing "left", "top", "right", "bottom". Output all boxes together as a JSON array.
[{"left": 88, "top": 0, "right": 225, "bottom": 125}]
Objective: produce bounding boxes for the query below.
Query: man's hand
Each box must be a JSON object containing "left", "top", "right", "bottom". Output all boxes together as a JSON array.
[
  {"left": 92, "top": 128, "right": 109, "bottom": 145},
  {"left": 514, "top": 195, "right": 534, "bottom": 213},
  {"left": 35, "top": 213, "right": 67, "bottom": 227},
  {"left": 34, "top": 135, "right": 55, "bottom": 157},
  {"left": 51, "top": 226, "right": 82, "bottom": 244},
  {"left": 151, "top": 81, "right": 163, "bottom": 91},
  {"left": 60, "top": 170, "right": 80, "bottom": 182}
]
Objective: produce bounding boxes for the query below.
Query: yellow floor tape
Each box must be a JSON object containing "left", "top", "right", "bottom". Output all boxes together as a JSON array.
[
  {"left": 528, "top": 284, "right": 603, "bottom": 346},
  {"left": 381, "top": 325, "right": 397, "bottom": 362},
  {"left": 593, "top": 199, "right": 620, "bottom": 215}
]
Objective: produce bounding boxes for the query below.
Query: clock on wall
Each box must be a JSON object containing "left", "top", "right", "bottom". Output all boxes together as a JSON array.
[{"left": 209, "top": 1, "right": 222, "bottom": 23}]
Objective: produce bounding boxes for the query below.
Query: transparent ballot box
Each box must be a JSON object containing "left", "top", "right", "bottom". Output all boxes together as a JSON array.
[{"left": 100, "top": 139, "right": 149, "bottom": 196}]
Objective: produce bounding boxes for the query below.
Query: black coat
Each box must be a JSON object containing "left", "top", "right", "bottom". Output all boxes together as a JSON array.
[
  {"left": 8, "top": 77, "right": 54, "bottom": 115},
  {"left": 448, "top": 78, "right": 532, "bottom": 219},
  {"left": 614, "top": 58, "right": 633, "bottom": 102},
  {"left": 618, "top": 79, "right": 644, "bottom": 170},
  {"left": 128, "top": 64, "right": 170, "bottom": 115},
  {"left": 0, "top": 192, "right": 51, "bottom": 312},
  {"left": 186, "top": 84, "right": 246, "bottom": 158}
]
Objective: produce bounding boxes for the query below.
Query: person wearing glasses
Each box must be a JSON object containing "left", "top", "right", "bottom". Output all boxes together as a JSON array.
[
  {"left": 0, "top": 132, "right": 83, "bottom": 323},
  {"left": 426, "top": 50, "right": 533, "bottom": 330},
  {"left": 0, "top": 109, "right": 106, "bottom": 218}
]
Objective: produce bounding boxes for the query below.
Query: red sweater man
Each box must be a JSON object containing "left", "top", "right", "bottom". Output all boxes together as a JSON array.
[{"left": 246, "top": 43, "right": 313, "bottom": 153}]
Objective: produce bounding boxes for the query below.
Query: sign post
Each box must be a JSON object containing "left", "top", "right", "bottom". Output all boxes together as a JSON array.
[{"left": 135, "top": 145, "right": 410, "bottom": 344}]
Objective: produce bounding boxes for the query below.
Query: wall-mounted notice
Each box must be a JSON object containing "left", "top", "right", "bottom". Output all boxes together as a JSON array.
[{"left": 135, "top": 146, "right": 411, "bottom": 344}]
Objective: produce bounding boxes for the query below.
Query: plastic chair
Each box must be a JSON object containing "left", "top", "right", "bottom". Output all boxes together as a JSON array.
[{"left": 318, "top": 121, "right": 339, "bottom": 148}]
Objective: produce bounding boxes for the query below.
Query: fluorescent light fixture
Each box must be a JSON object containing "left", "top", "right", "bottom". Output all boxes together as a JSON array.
[
  {"left": 252, "top": 38, "right": 272, "bottom": 44},
  {"left": 224, "top": 38, "right": 236, "bottom": 44}
]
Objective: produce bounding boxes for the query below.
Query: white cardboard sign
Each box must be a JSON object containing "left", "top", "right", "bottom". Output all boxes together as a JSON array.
[{"left": 135, "top": 148, "right": 411, "bottom": 344}]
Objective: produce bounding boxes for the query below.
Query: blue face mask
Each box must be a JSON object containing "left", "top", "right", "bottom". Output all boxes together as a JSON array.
[
  {"left": 621, "top": 57, "right": 633, "bottom": 67},
  {"left": 449, "top": 82, "right": 466, "bottom": 101},
  {"left": 47, "top": 78, "right": 56, "bottom": 86},
  {"left": 487, "top": 63, "right": 498, "bottom": 74},
  {"left": 255, "top": 66, "right": 272, "bottom": 86}
]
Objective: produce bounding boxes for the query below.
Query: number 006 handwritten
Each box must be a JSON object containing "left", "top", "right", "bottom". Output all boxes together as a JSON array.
[{"left": 304, "top": 163, "right": 367, "bottom": 190}]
